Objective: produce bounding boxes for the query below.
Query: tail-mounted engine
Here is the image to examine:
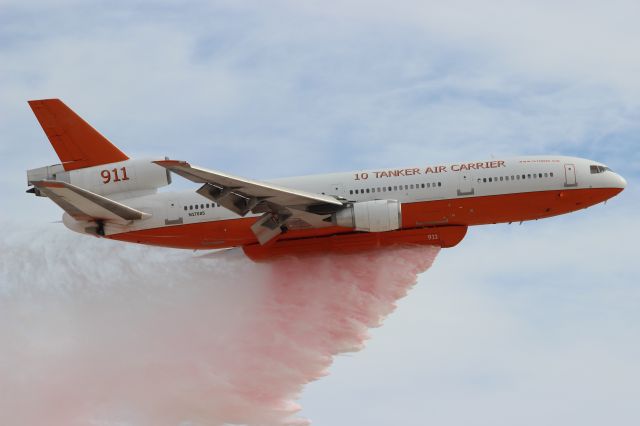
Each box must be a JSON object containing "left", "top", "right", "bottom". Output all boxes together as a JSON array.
[
  {"left": 333, "top": 199, "right": 402, "bottom": 232},
  {"left": 27, "top": 158, "right": 171, "bottom": 197}
]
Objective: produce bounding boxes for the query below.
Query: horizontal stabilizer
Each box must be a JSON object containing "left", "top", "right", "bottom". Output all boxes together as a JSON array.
[{"left": 31, "top": 180, "right": 150, "bottom": 223}]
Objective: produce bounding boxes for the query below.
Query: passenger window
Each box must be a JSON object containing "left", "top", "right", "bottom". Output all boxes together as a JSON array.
[
  {"left": 544, "top": 173, "right": 548, "bottom": 177},
  {"left": 189, "top": 205, "right": 193, "bottom": 210},
  {"left": 388, "top": 186, "right": 392, "bottom": 191},
  {"left": 421, "top": 183, "right": 425, "bottom": 188},
  {"left": 410, "top": 184, "right": 414, "bottom": 189},
  {"left": 350, "top": 190, "right": 353, "bottom": 195},
  {"left": 538, "top": 173, "right": 542, "bottom": 178},
  {"left": 522, "top": 174, "right": 526, "bottom": 179},
  {"left": 527, "top": 174, "right": 531, "bottom": 179},
  {"left": 393, "top": 186, "right": 397, "bottom": 191},
  {"left": 438, "top": 182, "right": 441, "bottom": 187},
  {"left": 511, "top": 175, "right": 514, "bottom": 180},
  {"left": 489, "top": 177, "right": 492, "bottom": 182},
  {"left": 366, "top": 188, "right": 370, "bottom": 193},
  {"left": 500, "top": 177, "right": 503, "bottom": 181},
  {"left": 550, "top": 172, "right": 554, "bottom": 177},
  {"left": 383, "top": 187, "right": 387, "bottom": 192}
]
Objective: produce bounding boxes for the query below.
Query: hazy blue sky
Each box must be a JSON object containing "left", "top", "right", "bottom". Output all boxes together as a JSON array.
[{"left": 1, "top": 1, "right": 639, "bottom": 425}]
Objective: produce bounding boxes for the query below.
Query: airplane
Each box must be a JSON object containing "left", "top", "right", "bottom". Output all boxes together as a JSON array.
[{"left": 26, "top": 99, "right": 627, "bottom": 261}]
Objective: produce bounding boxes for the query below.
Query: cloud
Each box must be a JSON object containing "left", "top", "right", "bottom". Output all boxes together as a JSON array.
[
  {"left": 289, "top": 0, "right": 640, "bottom": 93},
  {"left": 3, "top": 0, "right": 639, "bottom": 180}
]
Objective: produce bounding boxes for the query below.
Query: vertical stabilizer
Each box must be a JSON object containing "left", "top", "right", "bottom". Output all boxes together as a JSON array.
[{"left": 28, "top": 99, "right": 129, "bottom": 171}]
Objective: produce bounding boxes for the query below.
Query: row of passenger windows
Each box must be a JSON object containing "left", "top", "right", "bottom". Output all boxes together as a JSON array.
[
  {"left": 184, "top": 202, "right": 220, "bottom": 211},
  {"left": 184, "top": 171, "right": 556, "bottom": 209},
  {"left": 478, "top": 172, "right": 554, "bottom": 183},
  {"left": 349, "top": 182, "right": 442, "bottom": 195}
]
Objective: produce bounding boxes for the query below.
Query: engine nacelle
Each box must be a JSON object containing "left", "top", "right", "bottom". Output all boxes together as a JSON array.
[
  {"left": 27, "top": 158, "right": 171, "bottom": 197},
  {"left": 334, "top": 200, "right": 402, "bottom": 232}
]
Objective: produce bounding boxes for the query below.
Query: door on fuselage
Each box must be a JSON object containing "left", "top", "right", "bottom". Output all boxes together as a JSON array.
[
  {"left": 564, "top": 164, "right": 577, "bottom": 187},
  {"left": 165, "top": 200, "right": 183, "bottom": 225},
  {"left": 457, "top": 172, "right": 475, "bottom": 196}
]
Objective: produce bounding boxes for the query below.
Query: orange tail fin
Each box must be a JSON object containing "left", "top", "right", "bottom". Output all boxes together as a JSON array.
[{"left": 28, "top": 99, "right": 129, "bottom": 171}]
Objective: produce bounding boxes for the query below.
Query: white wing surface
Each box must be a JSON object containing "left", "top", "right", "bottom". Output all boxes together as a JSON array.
[{"left": 154, "top": 160, "right": 345, "bottom": 244}]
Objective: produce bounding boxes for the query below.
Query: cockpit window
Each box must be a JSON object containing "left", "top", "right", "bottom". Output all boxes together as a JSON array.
[{"left": 590, "top": 165, "right": 612, "bottom": 174}]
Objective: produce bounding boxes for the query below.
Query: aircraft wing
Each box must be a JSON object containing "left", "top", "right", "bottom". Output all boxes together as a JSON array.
[
  {"left": 31, "top": 180, "right": 151, "bottom": 223},
  {"left": 154, "top": 160, "right": 345, "bottom": 244}
]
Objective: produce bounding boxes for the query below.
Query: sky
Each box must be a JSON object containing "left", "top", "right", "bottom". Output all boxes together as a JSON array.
[{"left": 1, "top": 1, "right": 639, "bottom": 425}]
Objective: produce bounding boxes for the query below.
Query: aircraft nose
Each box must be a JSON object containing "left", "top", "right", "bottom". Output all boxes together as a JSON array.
[{"left": 618, "top": 174, "right": 627, "bottom": 190}]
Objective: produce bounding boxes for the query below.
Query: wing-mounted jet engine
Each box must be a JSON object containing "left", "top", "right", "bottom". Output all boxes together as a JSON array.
[{"left": 332, "top": 200, "right": 402, "bottom": 232}]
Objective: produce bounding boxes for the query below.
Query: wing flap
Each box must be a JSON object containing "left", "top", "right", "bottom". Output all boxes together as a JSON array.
[{"left": 32, "top": 180, "right": 150, "bottom": 222}]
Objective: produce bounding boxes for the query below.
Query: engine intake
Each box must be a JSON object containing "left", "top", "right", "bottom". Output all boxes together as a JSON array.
[{"left": 334, "top": 200, "right": 402, "bottom": 232}]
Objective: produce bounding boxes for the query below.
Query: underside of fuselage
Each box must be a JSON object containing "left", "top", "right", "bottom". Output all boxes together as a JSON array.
[{"left": 106, "top": 186, "right": 623, "bottom": 260}]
